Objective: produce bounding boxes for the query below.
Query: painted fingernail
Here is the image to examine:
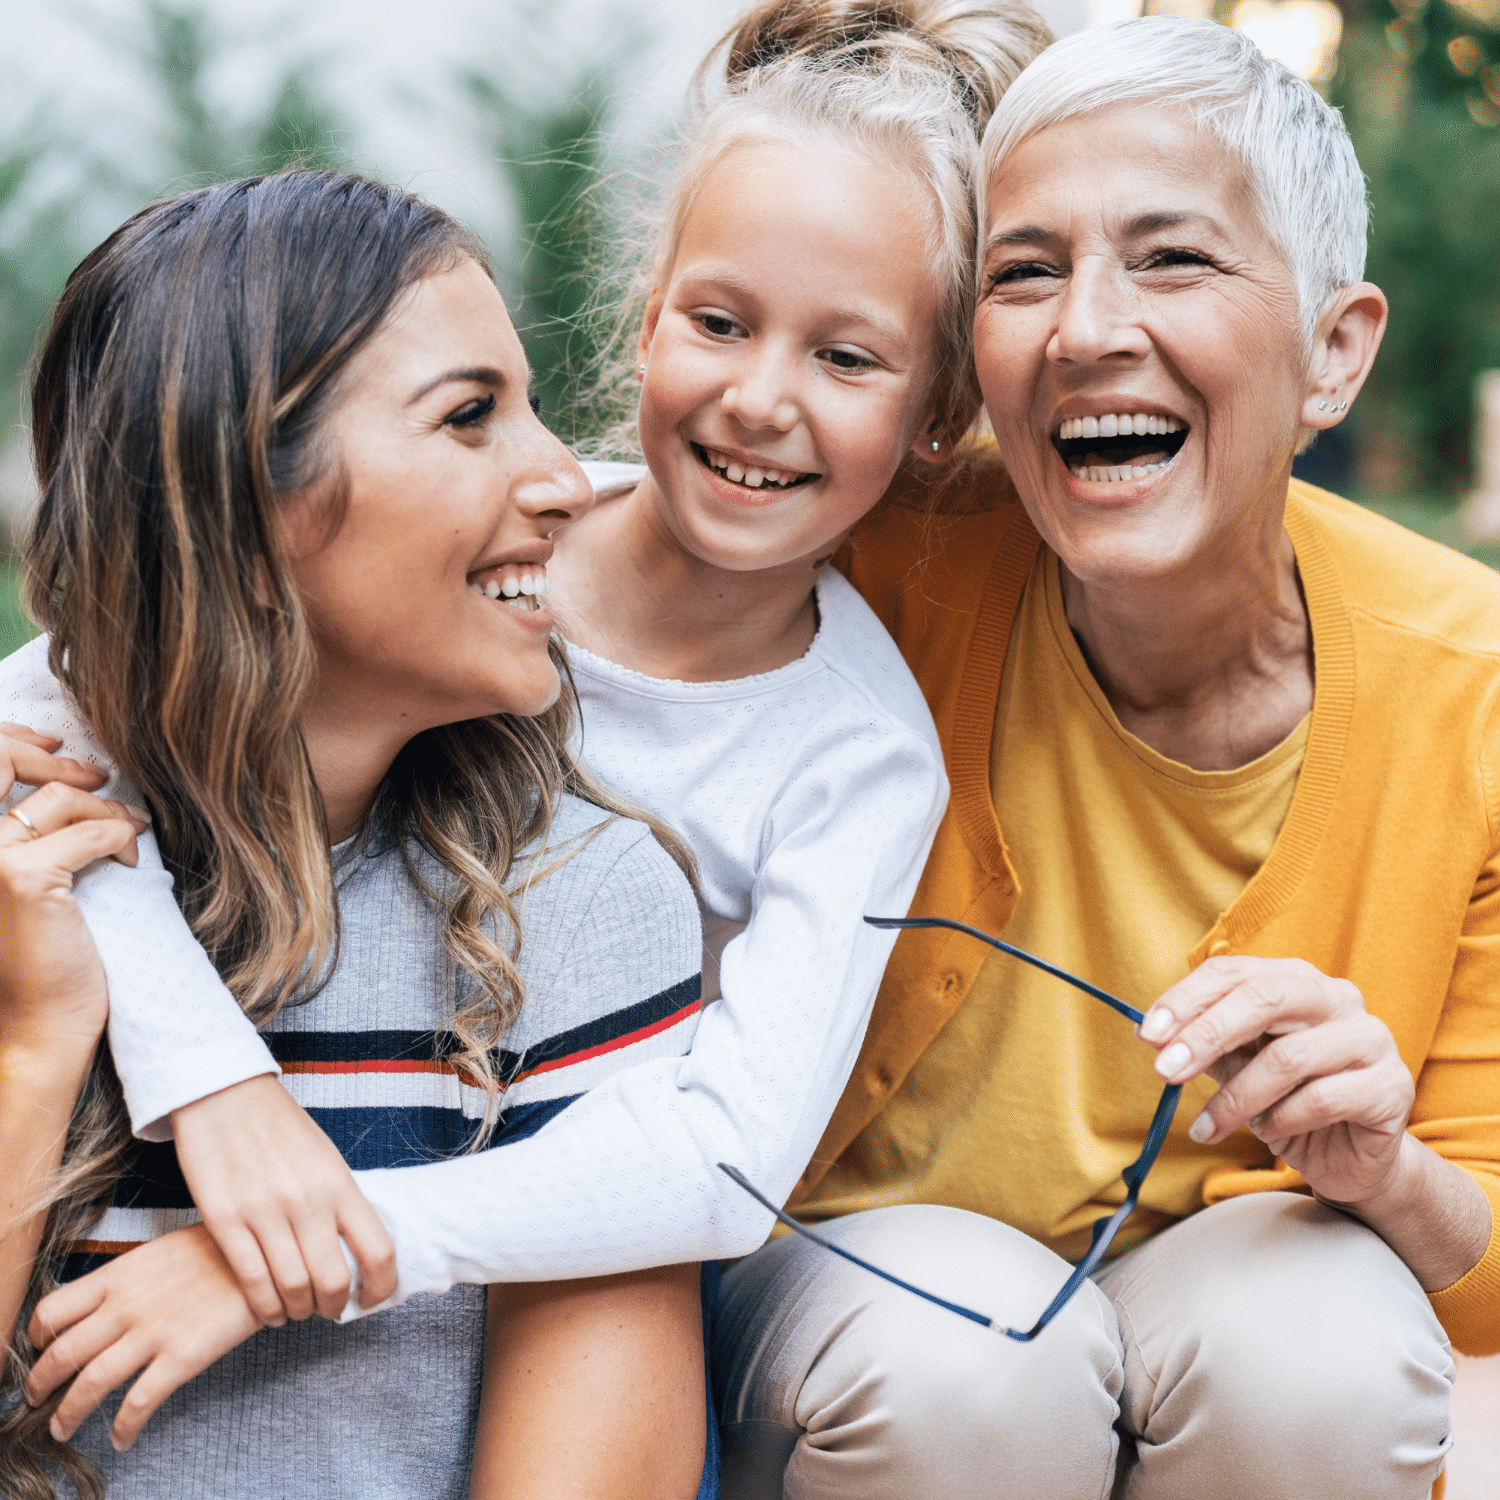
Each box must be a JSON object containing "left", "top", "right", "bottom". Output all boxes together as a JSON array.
[
  {"left": 1189, "top": 1110, "right": 1215, "bottom": 1144},
  {"left": 1139, "top": 1008, "right": 1172, "bottom": 1042},
  {"left": 1156, "top": 1042, "right": 1191, "bottom": 1076}
]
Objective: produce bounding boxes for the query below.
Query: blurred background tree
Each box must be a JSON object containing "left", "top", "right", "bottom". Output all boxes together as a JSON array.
[{"left": 1329, "top": 0, "right": 1500, "bottom": 500}]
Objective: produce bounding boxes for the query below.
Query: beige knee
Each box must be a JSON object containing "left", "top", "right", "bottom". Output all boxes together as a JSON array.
[
  {"left": 1100, "top": 1193, "right": 1454, "bottom": 1500},
  {"left": 716, "top": 1205, "right": 1124, "bottom": 1500}
]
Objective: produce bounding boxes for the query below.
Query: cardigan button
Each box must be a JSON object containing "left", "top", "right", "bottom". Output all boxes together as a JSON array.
[{"left": 1208, "top": 939, "right": 1231, "bottom": 958}]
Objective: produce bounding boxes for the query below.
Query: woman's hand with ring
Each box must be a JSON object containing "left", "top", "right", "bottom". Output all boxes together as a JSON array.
[
  {"left": 1137, "top": 955, "right": 1415, "bottom": 1210},
  {"left": 0, "top": 778, "right": 151, "bottom": 1052}
]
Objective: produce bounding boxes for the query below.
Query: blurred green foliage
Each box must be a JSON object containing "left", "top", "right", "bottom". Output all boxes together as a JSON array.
[
  {"left": 1, "top": 559, "right": 31, "bottom": 656},
  {"left": 465, "top": 70, "right": 616, "bottom": 443},
  {"left": 0, "top": 4, "right": 347, "bottom": 432},
  {"left": 1332, "top": 0, "right": 1500, "bottom": 494},
  {"left": 145, "top": 1, "right": 346, "bottom": 181}
]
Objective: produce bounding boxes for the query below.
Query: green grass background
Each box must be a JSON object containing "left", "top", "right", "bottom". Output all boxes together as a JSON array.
[{"left": 4, "top": 494, "right": 1498, "bottom": 665}]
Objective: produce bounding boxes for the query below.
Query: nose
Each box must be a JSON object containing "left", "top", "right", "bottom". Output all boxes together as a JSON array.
[
  {"left": 1048, "top": 255, "right": 1150, "bottom": 367},
  {"left": 721, "top": 341, "right": 800, "bottom": 433},
  {"left": 510, "top": 410, "right": 594, "bottom": 532}
]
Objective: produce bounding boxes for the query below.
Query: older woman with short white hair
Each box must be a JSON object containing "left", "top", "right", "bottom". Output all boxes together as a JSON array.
[{"left": 712, "top": 17, "right": 1498, "bottom": 1500}]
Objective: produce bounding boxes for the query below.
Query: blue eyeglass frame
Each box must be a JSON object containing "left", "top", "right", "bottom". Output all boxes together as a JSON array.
[{"left": 719, "top": 914, "right": 1184, "bottom": 1342}]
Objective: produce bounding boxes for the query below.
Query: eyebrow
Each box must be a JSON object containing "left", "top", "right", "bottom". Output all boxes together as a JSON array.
[
  {"left": 986, "top": 210, "right": 1229, "bottom": 252},
  {"left": 676, "top": 266, "right": 910, "bottom": 350},
  {"left": 405, "top": 365, "right": 511, "bottom": 405}
]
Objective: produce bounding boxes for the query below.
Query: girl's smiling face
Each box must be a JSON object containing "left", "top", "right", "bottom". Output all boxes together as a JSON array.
[{"left": 634, "top": 140, "right": 943, "bottom": 573}]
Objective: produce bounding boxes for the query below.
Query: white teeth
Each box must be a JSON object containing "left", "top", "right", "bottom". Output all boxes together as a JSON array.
[
  {"left": 476, "top": 570, "right": 547, "bottom": 602},
  {"left": 1057, "top": 412, "right": 1186, "bottom": 440},
  {"left": 725, "top": 462, "right": 744, "bottom": 482},
  {"left": 744, "top": 468, "right": 764, "bottom": 488}
]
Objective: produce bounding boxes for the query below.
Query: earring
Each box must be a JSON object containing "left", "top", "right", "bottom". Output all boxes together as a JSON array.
[
  {"left": 637, "top": 363, "right": 646, "bottom": 377},
  {"left": 1318, "top": 402, "right": 1329, "bottom": 411},
  {"left": 931, "top": 440, "right": 940, "bottom": 452}
]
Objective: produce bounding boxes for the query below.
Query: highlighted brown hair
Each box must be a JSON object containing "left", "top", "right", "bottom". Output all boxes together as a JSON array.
[{"left": 3, "top": 170, "right": 687, "bottom": 1496}]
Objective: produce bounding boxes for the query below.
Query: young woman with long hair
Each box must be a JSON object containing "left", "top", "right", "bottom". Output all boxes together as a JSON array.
[{"left": 0, "top": 170, "right": 710, "bottom": 1500}]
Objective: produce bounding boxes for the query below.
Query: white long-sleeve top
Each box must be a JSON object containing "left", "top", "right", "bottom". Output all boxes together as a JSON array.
[{"left": 0, "top": 477, "right": 946, "bottom": 1309}]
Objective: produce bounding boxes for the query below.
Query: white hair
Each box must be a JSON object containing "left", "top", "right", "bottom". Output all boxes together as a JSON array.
[{"left": 979, "top": 15, "right": 1369, "bottom": 340}]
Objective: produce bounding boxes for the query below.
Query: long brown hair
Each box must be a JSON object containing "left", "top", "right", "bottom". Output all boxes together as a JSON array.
[{"left": 2, "top": 169, "right": 689, "bottom": 1497}]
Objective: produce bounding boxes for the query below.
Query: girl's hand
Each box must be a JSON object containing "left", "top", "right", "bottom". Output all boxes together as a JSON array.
[
  {"left": 26, "top": 1224, "right": 262, "bottom": 1451},
  {"left": 0, "top": 722, "right": 112, "bottom": 803},
  {"left": 1138, "top": 954, "right": 1415, "bottom": 1208},
  {"left": 172, "top": 1076, "right": 398, "bottom": 1323}
]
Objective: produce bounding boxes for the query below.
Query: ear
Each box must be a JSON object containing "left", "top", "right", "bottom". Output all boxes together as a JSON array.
[
  {"left": 907, "top": 407, "right": 956, "bottom": 468},
  {"left": 635, "top": 286, "right": 665, "bottom": 379},
  {"left": 1301, "top": 283, "right": 1387, "bottom": 433}
]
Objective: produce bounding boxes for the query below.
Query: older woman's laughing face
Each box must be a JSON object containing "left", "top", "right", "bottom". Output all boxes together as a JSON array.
[{"left": 975, "top": 104, "right": 1358, "bottom": 589}]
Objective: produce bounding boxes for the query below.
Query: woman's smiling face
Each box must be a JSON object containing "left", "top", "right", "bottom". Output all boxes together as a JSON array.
[
  {"left": 975, "top": 104, "right": 1315, "bottom": 586},
  {"left": 284, "top": 259, "right": 592, "bottom": 734},
  {"left": 634, "top": 140, "right": 942, "bottom": 573}
]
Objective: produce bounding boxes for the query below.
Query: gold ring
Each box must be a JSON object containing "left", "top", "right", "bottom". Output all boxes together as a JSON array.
[{"left": 5, "top": 807, "right": 41, "bottom": 841}]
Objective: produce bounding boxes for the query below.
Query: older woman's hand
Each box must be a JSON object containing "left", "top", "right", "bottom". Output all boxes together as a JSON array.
[{"left": 1139, "top": 955, "right": 1414, "bottom": 1207}]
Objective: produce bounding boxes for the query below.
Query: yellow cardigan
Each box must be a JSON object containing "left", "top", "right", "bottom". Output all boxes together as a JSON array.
[{"left": 800, "top": 467, "right": 1500, "bottom": 1359}]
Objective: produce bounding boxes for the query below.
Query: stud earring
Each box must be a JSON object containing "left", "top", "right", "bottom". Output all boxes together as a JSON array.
[
  {"left": 637, "top": 363, "right": 646, "bottom": 377},
  {"left": 1318, "top": 402, "right": 1329, "bottom": 411},
  {"left": 931, "top": 439, "right": 941, "bottom": 452}
]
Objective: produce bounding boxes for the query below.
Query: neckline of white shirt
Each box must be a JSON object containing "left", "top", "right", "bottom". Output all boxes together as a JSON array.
[{"left": 567, "top": 572, "right": 834, "bottom": 694}]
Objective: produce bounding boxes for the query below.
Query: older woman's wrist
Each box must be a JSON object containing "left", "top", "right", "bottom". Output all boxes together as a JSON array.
[{"left": 1319, "top": 1135, "right": 1491, "bottom": 1292}]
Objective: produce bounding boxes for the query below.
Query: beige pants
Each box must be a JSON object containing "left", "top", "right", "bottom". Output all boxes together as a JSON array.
[{"left": 713, "top": 1193, "right": 1453, "bottom": 1500}]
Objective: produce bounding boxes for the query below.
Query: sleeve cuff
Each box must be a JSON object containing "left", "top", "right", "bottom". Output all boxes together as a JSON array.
[
  {"left": 125, "top": 1046, "right": 282, "bottom": 1142},
  {"left": 1428, "top": 1168, "right": 1500, "bottom": 1357}
]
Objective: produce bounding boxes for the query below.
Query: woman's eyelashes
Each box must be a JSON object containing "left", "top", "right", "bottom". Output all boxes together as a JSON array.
[
  {"left": 986, "top": 259, "right": 1063, "bottom": 291},
  {"left": 445, "top": 392, "right": 497, "bottom": 429},
  {"left": 1137, "top": 245, "right": 1218, "bottom": 273}
]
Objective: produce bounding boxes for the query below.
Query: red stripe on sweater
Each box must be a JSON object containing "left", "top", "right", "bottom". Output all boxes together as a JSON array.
[
  {"left": 509, "top": 1000, "right": 702, "bottom": 1083},
  {"left": 275, "top": 1000, "right": 702, "bottom": 1083}
]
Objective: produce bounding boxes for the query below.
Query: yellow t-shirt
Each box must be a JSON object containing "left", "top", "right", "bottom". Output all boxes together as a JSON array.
[{"left": 824, "top": 551, "right": 1306, "bottom": 1262}]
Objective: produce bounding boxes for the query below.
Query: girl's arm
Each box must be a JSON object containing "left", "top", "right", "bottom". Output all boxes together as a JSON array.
[
  {"left": 347, "top": 710, "right": 946, "bottom": 1304},
  {"left": 1, "top": 641, "right": 395, "bottom": 1322}
]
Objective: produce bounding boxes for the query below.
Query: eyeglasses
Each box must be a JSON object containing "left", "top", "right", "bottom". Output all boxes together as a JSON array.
[{"left": 719, "top": 914, "right": 1183, "bottom": 1342}]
